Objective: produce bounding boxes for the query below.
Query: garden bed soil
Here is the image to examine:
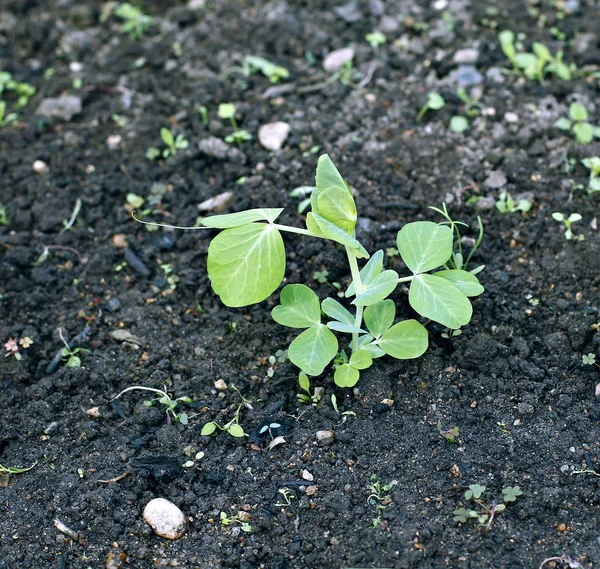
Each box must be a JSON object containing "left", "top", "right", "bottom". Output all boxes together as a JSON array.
[{"left": 1, "top": 1, "right": 600, "bottom": 568}]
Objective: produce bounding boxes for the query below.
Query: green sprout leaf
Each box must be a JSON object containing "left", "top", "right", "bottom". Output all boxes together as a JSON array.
[
  {"left": 378, "top": 319, "right": 428, "bottom": 359},
  {"left": 321, "top": 297, "right": 355, "bottom": 325},
  {"left": 309, "top": 213, "right": 369, "bottom": 258},
  {"left": 433, "top": 269, "right": 484, "bottom": 297},
  {"left": 502, "top": 486, "right": 523, "bottom": 502},
  {"left": 427, "top": 93, "right": 445, "bottom": 110},
  {"left": 353, "top": 270, "right": 399, "bottom": 306},
  {"left": 334, "top": 363, "right": 360, "bottom": 387},
  {"left": 464, "top": 484, "right": 486, "bottom": 500},
  {"left": 573, "top": 122, "right": 593, "bottom": 144},
  {"left": 397, "top": 222, "right": 453, "bottom": 274},
  {"left": 554, "top": 117, "right": 572, "bottom": 131},
  {"left": 364, "top": 299, "right": 396, "bottom": 338},
  {"left": 315, "top": 154, "right": 348, "bottom": 192},
  {"left": 201, "top": 422, "right": 218, "bottom": 436},
  {"left": 409, "top": 274, "right": 472, "bottom": 329},
  {"left": 288, "top": 324, "right": 338, "bottom": 376},
  {"left": 271, "top": 284, "right": 321, "bottom": 328},
  {"left": 218, "top": 103, "right": 236, "bottom": 120},
  {"left": 346, "top": 250, "right": 384, "bottom": 297},
  {"left": 227, "top": 424, "right": 246, "bottom": 438},
  {"left": 202, "top": 208, "right": 284, "bottom": 228},
  {"left": 160, "top": 127, "right": 174, "bottom": 148},
  {"left": 569, "top": 102, "right": 588, "bottom": 122},
  {"left": 317, "top": 185, "right": 357, "bottom": 231},
  {"left": 349, "top": 349, "right": 373, "bottom": 370},
  {"left": 207, "top": 223, "right": 285, "bottom": 307}
]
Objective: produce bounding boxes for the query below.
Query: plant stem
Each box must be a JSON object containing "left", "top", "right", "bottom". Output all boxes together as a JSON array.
[
  {"left": 346, "top": 247, "right": 364, "bottom": 350},
  {"left": 272, "top": 223, "right": 327, "bottom": 239},
  {"left": 397, "top": 275, "right": 414, "bottom": 284}
]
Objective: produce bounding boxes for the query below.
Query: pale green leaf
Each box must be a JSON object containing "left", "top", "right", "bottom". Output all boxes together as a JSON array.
[
  {"left": 288, "top": 324, "right": 338, "bottom": 376},
  {"left": 334, "top": 364, "right": 360, "bottom": 387},
  {"left": 569, "top": 102, "right": 588, "bottom": 122},
  {"left": 554, "top": 117, "right": 571, "bottom": 131},
  {"left": 160, "top": 127, "right": 174, "bottom": 147},
  {"left": 379, "top": 320, "right": 429, "bottom": 359},
  {"left": 327, "top": 321, "right": 365, "bottom": 334},
  {"left": 346, "top": 250, "right": 384, "bottom": 297},
  {"left": 271, "top": 284, "right": 321, "bottom": 328},
  {"left": 433, "top": 269, "right": 484, "bottom": 297},
  {"left": 409, "top": 274, "right": 472, "bottom": 329},
  {"left": 311, "top": 213, "right": 369, "bottom": 258},
  {"left": 532, "top": 42, "right": 551, "bottom": 61},
  {"left": 298, "top": 371, "right": 310, "bottom": 392},
  {"left": 227, "top": 424, "right": 246, "bottom": 438},
  {"left": 514, "top": 52, "right": 537, "bottom": 71},
  {"left": 315, "top": 154, "right": 348, "bottom": 192},
  {"left": 317, "top": 185, "right": 357, "bottom": 231},
  {"left": 349, "top": 349, "right": 373, "bottom": 370},
  {"left": 207, "top": 223, "right": 285, "bottom": 307},
  {"left": 397, "top": 221, "right": 453, "bottom": 274},
  {"left": 364, "top": 299, "right": 396, "bottom": 337},
  {"left": 573, "top": 122, "right": 593, "bottom": 144},
  {"left": 202, "top": 208, "right": 284, "bottom": 228},
  {"left": 201, "top": 422, "right": 218, "bottom": 436},
  {"left": 353, "top": 270, "right": 399, "bottom": 306},
  {"left": 361, "top": 343, "right": 386, "bottom": 358},
  {"left": 305, "top": 211, "right": 326, "bottom": 236},
  {"left": 321, "top": 297, "right": 355, "bottom": 325}
]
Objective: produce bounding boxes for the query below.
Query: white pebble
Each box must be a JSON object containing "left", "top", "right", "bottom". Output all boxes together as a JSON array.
[
  {"left": 323, "top": 47, "right": 355, "bottom": 72},
  {"left": 258, "top": 121, "right": 290, "bottom": 151},
  {"left": 32, "top": 160, "right": 49, "bottom": 174},
  {"left": 143, "top": 498, "right": 187, "bottom": 540}
]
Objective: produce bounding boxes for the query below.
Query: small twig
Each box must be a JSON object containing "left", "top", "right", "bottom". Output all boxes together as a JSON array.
[
  {"left": 44, "top": 245, "right": 83, "bottom": 263},
  {"left": 98, "top": 471, "right": 130, "bottom": 484},
  {"left": 356, "top": 60, "right": 380, "bottom": 89}
]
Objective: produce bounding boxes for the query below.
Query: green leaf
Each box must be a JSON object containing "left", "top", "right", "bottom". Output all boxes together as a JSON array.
[
  {"left": 298, "top": 371, "right": 310, "bottom": 392},
  {"left": 379, "top": 320, "right": 428, "bottom": 359},
  {"left": 346, "top": 250, "right": 384, "bottom": 297},
  {"left": 317, "top": 185, "right": 357, "bottom": 231},
  {"left": 514, "top": 52, "right": 537, "bottom": 72},
  {"left": 553, "top": 117, "right": 571, "bottom": 131},
  {"left": 334, "top": 364, "right": 360, "bottom": 387},
  {"left": 353, "top": 270, "right": 399, "bottom": 306},
  {"left": 315, "top": 154, "right": 348, "bottom": 192},
  {"left": 465, "top": 484, "right": 486, "bottom": 500},
  {"left": 433, "top": 269, "right": 484, "bottom": 297},
  {"left": 409, "top": 274, "right": 472, "bottom": 329},
  {"left": 397, "top": 221, "right": 453, "bottom": 274},
  {"left": 218, "top": 103, "right": 236, "bottom": 120},
  {"left": 569, "top": 102, "right": 588, "bottom": 122},
  {"left": 361, "top": 343, "right": 386, "bottom": 358},
  {"left": 349, "top": 349, "right": 373, "bottom": 370},
  {"left": 427, "top": 93, "right": 445, "bottom": 110},
  {"left": 202, "top": 208, "right": 284, "bottom": 228},
  {"left": 450, "top": 115, "right": 469, "bottom": 133},
  {"left": 532, "top": 42, "right": 551, "bottom": 61},
  {"left": 201, "top": 422, "right": 218, "bottom": 436},
  {"left": 272, "top": 284, "right": 321, "bottom": 328},
  {"left": 288, "top": 324, "right": 338, "bottom": 376},
  {"left": 310, "top": 213, "right": 369, "bottom": 258},
  {"left": 364, "top": 299, "right": 396, "bottom": 337},
  {"left": 573, "top": 122, "right": 593, "bottom": 144},
  {"left": 227, "top": 424, "right": 246, "bottom": 438},
  {"left": 321, "top": 297, "right": 355, "bottom": 325},
  {"left": 207, "top": 223, "right": 285, "bottom": 307},
  {"left": 160, "top": 127, "right": 174, "bottom": 148},
  {"left": 499, "top": 30, "right": 515, "bottom": 60},
  {"left": 502, "top": 486, "right": 523, "bottom": 502},
  {"left": 327, "top": 321, "right": 366, "bottom": 334}
]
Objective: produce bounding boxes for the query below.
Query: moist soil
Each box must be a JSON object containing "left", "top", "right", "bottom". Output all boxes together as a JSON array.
[{"left": 1, "top": 1, "right": 600, "bottom": 568}]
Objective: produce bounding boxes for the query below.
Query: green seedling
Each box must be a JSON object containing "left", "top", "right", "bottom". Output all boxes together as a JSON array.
[
  {"left": 160, "top": 263, "right": 179, "bottom": 290},
  {"left": 3, "top": 337, "right": 33, "bottom": 361},
  {"left": 368, "top": 474, "right": 398, "bottom": 529},
  {"left": 62, "top": 198, "right": 82, "bottom": 233},
  {"left": 114, "top": 3, "right": 153, "bottom": 39},
  {"left": 219, "top": 511, "right": 252, "bottom": 533},
  {"left": 552, "top": 212, "right": 584, "bottom": 241},
  {"left": 115, "top": 385, "right": 191, "bottom": 425},
  {"left": 582, "top": 353, "right": 599, "bottom": 372},
  {"left": 259, "top": 422, "right": 281, "bottom": 439},
  {"left": 365, "top": 31, "right": 387, "bottom": 50},
  {"left": 59, "top": 329, "right": 88, "bottom": 368},
  {"left": 183, "top": 447, "right": 205, "bottom": 468},
  {"left": 218, "top": 103, "right": 252, "bottom": 144},
  {"left": 112, "top": 113, "right": 126, "bottom": 127},
  {"left": 449, "top": 115, "right": 469, "bottom": 133},
  {"left": 0, "top": 203, "right": 8, "bottom": 225},
  {"left": 133, "top": 155, "right": 484, "bottom": 389},
  {"left": 453, "top": 484, "right": 522, "bottom": 531},
  {"left": 0, "top": 101, "right": 18, "bottom": 126},
  {"left": 582, "top": 157, "right": 600, "bottom": 193},
  {"left": 197, "top": 105, "right": 208, "bottom": 125},
  {"left": 328, "top": 58, "right": 354, "bottom": 87},
  {"left": 331, "top": 393, "right": 356, "bottom": 420},
  {"left": 554, "top": 103, "right": 600, "bottom": 144},
  {"left": 495, "top": 191, "right": 532, "bottom": 214},
  {"left": 289, "top": 186, "right": 316, "bottom": 214},
  {"left": 499, "top": 30, "right": 571, "bottom": 82},
  {"left": 201, "top": 385, "right": 250, "bottom": 438},
  {"left": 243, "top": 55, "right": 289, "bottom": 84},
  {"left": 437, "top": 421, "right": 459, "bottom": 443},
  {"left": 267, "top": 349, "right": 288, "bottom": 378},
  {"left": 416, "top": 93, "right": 445, "bottom": 123},
  {"left": 0, "top": 461, "right": 37, "bottom": 475},
  {"left": 296, "top": 371, "right": 323, "bottom": 404},
  {"left": 161, "top": 127, "right": 188, "bottom": 158},
  {"left": 274, "top": 488, "right": 296, "bottom": 507}
]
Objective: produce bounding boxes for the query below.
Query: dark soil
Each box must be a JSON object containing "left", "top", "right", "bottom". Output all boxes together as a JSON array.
[{"left": 1, "top": 1, "right": 600, "bottom": 568}]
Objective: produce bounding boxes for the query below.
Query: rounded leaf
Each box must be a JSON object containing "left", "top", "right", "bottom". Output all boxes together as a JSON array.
[
  {"left": 573, "top": 122, "right": 593, "bottom": 144},
  {"left": 397, "top": 222, "right": 453, "bottom": 274},
  {"left": 227, "top": 424, "right": 246, "bottom": 438},
  {"left": 434, "top": 270, "right": 484, "bottom": 297},
  {"left": 379, "top": 319, "right": 428, "bottom": 359},
  {"left": 201, "top": 422, "right": 218, "bottom": 436},
  {"left": 272, "top": 284, "right": 321, "bottom": 328},
  {"left": 349, "top": 349, "right": 373, "bottom": 370},
  {"left": 317, "top": 185, "right": 357, "bottom": 231},
  {"left": 353, "top": 270, "right": 399, "bottom": 306},
  {"left": 364, "top": 299, "right": 396, "bottom": 338},
  {"left": 208, "top": 223, "right": 285, "bottom": 307},
  {"left": 202, "top": 208, "right": 284, "bottom": 228},
  {"left": 569, "top": 102, "right": 588, "bottom": 122},
  {"left": 409, "top": 274, "right": 472, "bottom": 329},
  {"left": 334, "top": 364, "right": 360, "bottom": 387},
  {"left": 288, "top": 324, "right": 338, "bottom": 376}
]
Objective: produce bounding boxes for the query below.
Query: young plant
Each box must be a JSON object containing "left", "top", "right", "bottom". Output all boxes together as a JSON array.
[
  {"left": 416, "top": 93, "right": 445, "bottom": 123},
  {"left": 365, "top": 31, "right": 387, "bottom": 50},
  {"left": 552, "top": 212, "right": 584, "bottom": 241},
  {"left": 495, "top": 191, "right": 532, "bottom": 214},
  {"left": 437, "top": 421, "right": 460, "bottom": 443},
  {"left": 219, "top": 511, "right": 252, "bottom": 533},
  {"left": 296, "top": 371, "right": 324, "bottom": 404},
  {"left": 59, "top": 329, "right": 88, "bottom": 367},
  {"left": 582, "top": 157, "right": 600, "bottom": 194},
  {"left": 554, "top": 103, "right": 600, "bottom": 145},
  {"left": 0, "top": 202, "right": 8, "bottom": 225},
  {"left": 115, "top": 385, "right": 191, "bottom": 425},
  {"left": 0, "top": 461, "right": 37, "bottom": 475},
  {"left": 0, "top": 101, "right": 18, "bottom": 127},
  {"left": 161, "top": 127, "right": 188, "bottom": 158},
  {"left": 368, "top": 474, "right": 398, "bottom": 529},
  {"left": 289, "top": 185, "right": 316, "bottom": 214},
  {"left": 3, "top": 337, "right": 33, "bottom": 361},
  {"left": 135, "top": 155, "right": 484, "bottom": 389},
  {"left": 218, "top": 103, "right": 252, "bottom": 144},
  {"left": 114, "top": 3, "right": 153, "bottom": 39},
  {"left": 453, "top": 484, "right": 522, "bottom": 531},
  {"left": 243, "top": 56, "right": 289, "bottom": 84},
  {"left": 201, "top": 385, "right": 250, "bottom": 438}
]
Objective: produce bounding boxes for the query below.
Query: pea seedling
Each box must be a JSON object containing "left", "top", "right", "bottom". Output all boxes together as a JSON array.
[
  {"left": 416, "top": 93, "right": 445, "bottom": 123},
  {"left": 453, "top": 484, "right": 522, "bottom": 531},
  {"left": 218, "top": 103, "right": 252, "bottom": 144},
  {"left": 134, "top": 155, "right": 484, "bottom": 388},
  {"left": 115, "top": 385, "right": 191, "bottom": 424},
  {"left": 582, "top": 157, "right": 600, "bottom": 194},
  {"left": 552, "top": 212, "right": 584, "bottom": 241},
  {"left": 554, "top": 103, "right": 600, "bottom": 145},
  {"left": 495, "top": 191, "right": 532, "bottom": 214}
]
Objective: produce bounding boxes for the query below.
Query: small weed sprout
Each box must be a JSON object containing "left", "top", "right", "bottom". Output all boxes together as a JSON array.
[
  {"left": 59, "top": 329, "right": 88, "bottom": 368},
  {"left": 581, "top": 157, "right": 600, "bottom": 194},
  {"left": 437, "top": 421, "right": 460, "bottom": 443},
  {"left": 554, "top": 103, "right": 600, "bottom": 145},
  {"left": 197, "top": 105, "right": 208, "bottom": 125},
  {"left": 416, "top": 93, "right": 445, "bottom": 123},
  {"left": 0, "top": 461, "right": 37, "bottom": 475},
  {"left": 368, "top": 474, "right": 398, "bottom": 529},
  {"left": 582, "top": 353, "right": 597, "bottom": 366},
  {"left": 552, "top": 212, "right": 584, "bottom": 241},
  {"left": 116, "top": 385, "right": 191, "bottom": 424},
  {"left": 296, "top": 371, "right": 324, "bottom": 405},
  {"left": 365, "top": 31, "right": 387, "bottom": 50},
  {"left": 495, "top": 191, "right": 532, "bottom": 214},
  {"left": 114, "top": 3, "right": 153, "bottom": 39},
  {"left": 220, "top": 511, "right": 252, "bottom": 533},
  {"left": 160, "top": 264, "right": 179, "bottom": 290},
  {"left": 274, "top": 488, "right": 296, "bottom": 507},
  {"left": 183, "top": 446, "right": 205, "bottom": 468},
  {"left": 453, "top": 484, "right": 522, "bottom": 531},
  {"left": 289, "top": 185, "right": 316, "bottom": 214},
  {"left": 4, "top": 337, "right": 33, "bottom": 361},
  {"left": 161, "top": 127, "right": 188, "bottom": 158},
  {"left": 243, "top": 56, "right": 289, "bottom": 84},
  {"left": 449, "top": 115, "right": 469, "bottom": 133},
  {"left": 218, "top": 103, "right": 252, "bottom": 144},
  {"left": 0, "top": 202, "right": 9, "bottom": 225},
  {"left": 201, "top": 385, "right": 251, "bottom": 438},
  {"left": 0, "top": 71, "right": 36, "bottom": 126}
]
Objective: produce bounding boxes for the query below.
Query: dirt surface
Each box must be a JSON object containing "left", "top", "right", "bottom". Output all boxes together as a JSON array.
[{"left": 1, "top": 1, "right": 600, "bottom": 568}]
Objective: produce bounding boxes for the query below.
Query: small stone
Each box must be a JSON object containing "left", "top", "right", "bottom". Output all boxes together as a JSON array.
[
  {"left": 556, "top": 523, "right": 567, "bottom": 532},
  {"left": 111, "top": 234, "right": 128, "bottom": 248},
  {"left": 517, "top": 402, "right": 534, "bottom": 415},
  {"left": 258, "top": 121, "right": 290, "bottom": 151},
  {"left": 305, "top": 485, "right": 318, "bottom": 496},
  {"left": 504, "top": 112, "right": 519, "bottom": 123},
  {"left": 143, "top": 498, "right": 187, "bottom": 540},
  {"left": 36, "top": 95, "right": 82, "bottom": 121},
  {"left": 316, "top": 429, "right": 335, "bottom": 445},
  {"left": 453, "top": 48, "right": 479, "bottom": 64},
  {"left": 513, "top": 419, "right": 521, "bottom": 426},
  {"left": 197, "top": 191, "right": 234, "bottom": 212},
  {"left": 86, "top": 407, "right": 100, "bottom": 418},
  {"left": 454, "top": 65, "right": 483, "bottom": 87},
  {"left": 236, "top": 511, "right": 251, "bottom": 523},
  {"left": 333, "top": 1, "right": 361, "bottom": 23},
  {"left": 473, "top": 196, "right": 496, "bottom": 211},
  {"left": 32, "top": 160, "right": 49, "bottom": 174},
  {"left": 323, "top": 48, "right": 355, "bottom": 73},
  {"left": 483, "top": 170, "right": 507, "bottom": 189},
  {"left": 69, "top": 61, "right": 83, "bottom": 73},
  {"left": 109, "top": 329, "right": 144, "bottom": 346},
  {"left": 106, "top": 135, "right": 122, "bottom": 150},
  {"left": 301, "top": 469, "right": 314, "bottom": 482},
  {"left": 198, "top": 137, "right": 230, "bottom": 159},
  {"left": 214, "top": 379, "right": 228, "bottom": 391}
]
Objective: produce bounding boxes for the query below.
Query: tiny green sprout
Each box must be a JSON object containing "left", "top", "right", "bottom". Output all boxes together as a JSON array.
[
  {"left": 583, "top": 353, "right": 596, "bottom": 366},
  {"left": 0, "top": 461, "right": 37, "bottom": 475},
  {"left": 160, "top": 127, "right": 189, "bottom": 158},
  {"left": 495, "top": 191, "right": 532, "bottom": 214},
  {"left": 454, "top": 484, "right": 522, "bottom": 530},
  {"left": 368, "top": 474, "right": 398, "bottom": 529},
  {"left": 0, "top": 203, "right": 9, "bottom": 226},
  {"left": 58, "top": 329, "right": 88, "bottom": 368},
  {"left": 437, "top": 421, "right": 460, "bottom": 443},
  {"left": 145, "top": 147, "right": 161, "bottom": 161},
  {"left": 114, "top": 3, "right": 153, "bottom": 39},
  {"left": 0, "top": 101, "right": 18, "bottom": 126},
  {"left": 416, "top": 93, "right": 445, "bottom": 123},
  {"left": 116, "top": 385, "right": 191, "bottom": 425},
  {"left": 220, "top": 511, "right": 252, "bottom": 533},
  {"left": 4, "top": 337, "right": 33, "bottom": 361},
  {"left": 243, "top": 55, "right": 289, "bottom": 84},
  {"left": 218, "top": 103, "right": 253, "bottom": 144},
  {"left": 313, "top": 270, "right": 329, "bottom": 284},
  {"left": 331, "top": 393, "right": 356, "bottom": 420},
  {"left": 297, "top": 371, "right": 323, "bottom": 404},
  {"left": 160, "top": 264, "right": 179, "bottom": 290},
  {"left": 183, "top": 447, "right": 205, "bottom": 468},
  {"left": 449, "top": 115, "right": 469, "bottom": 133},
  {"left": 464, "top": 484, "right": 486, "bottom": 500},
  {"left": 259, "top": 422, "right": 281, "bottom": 439},
  {"left": 126, "top": 193, "right": 145, "bottom": 209},
  {"left": 274, "top": 488, "right": 296, "bottom": 507},
  {"left": 554, "top": 103, "right": 600, "bottom": 145},
  {"left": 201, "top": 385, "right": 250, "bottom": 438},
  {"left": 289, "top": 185, "right": 316, "bottom": 214},
  {"left": 552, "top": 212, "right": 584, "bottom": 241},
  {"left": 197, "top": 105, "right": 208, "bottom": 125},
  {"left": 365, "top": 31, "right": 387, "bottom": 49},
  {"left": 582, "top": 157, "right": 600, "bottom": 194}
]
